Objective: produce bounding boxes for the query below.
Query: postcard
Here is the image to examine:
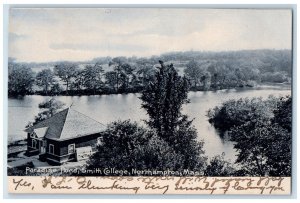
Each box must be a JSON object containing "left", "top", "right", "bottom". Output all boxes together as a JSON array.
[{"left": 7, "top": 7, "right": 293, "bottom": 195}]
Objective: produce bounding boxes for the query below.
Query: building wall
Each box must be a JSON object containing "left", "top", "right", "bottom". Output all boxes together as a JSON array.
[
  {"left": 44, "top": 132, "right": 103, "bottom": 165},
  {"left": 26, "top": 132, "right": 40, "bottom": 156},
  {"left": 45, "top": 153, "right": 76, "bottom": 165},
  {"left": 43, "top": 138, "right": 62, "bottom": 165},
  {"left": 45, "top": 139, "right": 60, "bottom": 155},
  {"left": 58, "top": 133, "right": 101, "bottom": 156}
]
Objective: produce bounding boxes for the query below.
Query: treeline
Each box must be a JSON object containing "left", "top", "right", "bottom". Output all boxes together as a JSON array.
[
  {"left": 207, "top": 96, "right": 292, "bottom": 176},
  {"left": 8, "top": 49, "right": 292, "bottom": 96},
  {"left": 182, "top": 49, "right": 292, "bottom": 90},
  {"left": 8, "top": 57, "right": 156, "bottom": 96}
]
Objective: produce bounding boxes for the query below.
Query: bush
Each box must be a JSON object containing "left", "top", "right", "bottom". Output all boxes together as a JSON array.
[
  {"left": 273, "top": 96, "right": 292, "bottom": 132},
  {"left": 261, "top": 72, "right": 289, "bottom": 83},
  {"left": 86, "top": 120, "right": 185, "bottom": 175},
  {"left": 204, "top": 154, "right": 236, "bottom": 176},
  {"left": 207, "top": 96, "right": 279, "bottom": 133},
  {"left": 208, "top": 96, "right": 292, "bottom": 176}
]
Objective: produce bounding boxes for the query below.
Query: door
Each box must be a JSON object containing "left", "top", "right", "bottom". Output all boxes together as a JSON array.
[
  {"left": 68, "top": 144, "right": 75, "bottom": 154},
  {"left": 40, "top": 140, "right": 46, "bottom": 154}
]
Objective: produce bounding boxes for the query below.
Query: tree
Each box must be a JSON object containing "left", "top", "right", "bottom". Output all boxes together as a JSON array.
[
  {"left": 141, "top": 61, "right": 189, "bottom": 140},
  {"left": 83, "top": 63, "right": 104, "bottom": 94},
  {"left": 207, "top": 64, "right": 219, "bottom": 89},
  {"left": 54, "top": 62, "right": 79, "bottom": 94},
  {"left": 35, "top": 69, "right": 55, "bottom": 95},
  {"left": 109, "top": 57, "right": 135, "bottom": 92},
  {"left": 204, "top": 154, "right": 236, "bottom": 176},
  {"left": 207, "top": 97, "right": 277, "bottom": 133},
  {"left": 71, "top": 69, "right": 85, "bottom": 91},
  {"left": 119, "top": 63, "right": 134, "bottom": 91},
  {"left": 208, "top": 96, "right": 292, "bottom": 176},
  {"left": 140, "top": 61, "right": 207, "bottom": 170},
  {"left": 200, "top": 71, "right": 211, "bottom": 90},
  {"left": 8, "top": 63, "right": 35, "bottom": 96},
  {"left": 86, "top": 120, "right": 184, "bottom": 175},
  {"left": 136, "top": 58, "right": 156, "bottom": 88},
  {"left": 264, "top": 124, "right": 291, "bottom": 176},
  {"left": 50, "top": 82, "right": 63, "bottom": 95},
  {"left": 26, "top": 98, "right": 66, "bottom": 127},
  {"left": 229, "top": 119, "right": 291, "bottom": 176},
  {"left": 105, "top": 71, "right": 118, "bottom": 92},
  {"left": 261, "top": 72, "right": 289, "bottom": 83},
  {"left": 184, "top": 60, "right": 202, "bottom": 88},
  {"left": 273, "top": 96, "right": 292, "bottom": 132},
  {"left": 268, "top": 96, "right": 292, "bottom": 176},
  {"left": 109, "top": 57, "right": 126, "bottom": 91}
]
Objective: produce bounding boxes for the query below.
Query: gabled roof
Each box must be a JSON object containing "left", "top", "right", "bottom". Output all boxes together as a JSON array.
[
  {"left": 34, "top": 127, "right": 48, "bottom": 138},
  {"left": 25, "top": 108, "right": 106, "bottom": 141}
]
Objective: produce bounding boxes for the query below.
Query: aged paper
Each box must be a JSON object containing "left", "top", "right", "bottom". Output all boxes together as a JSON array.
[
  {"left": 7, "top": 7, "right": 293, "bottom": 195},
  {"left": 9, "top": 176, "right": 291, "bottom": 195}
]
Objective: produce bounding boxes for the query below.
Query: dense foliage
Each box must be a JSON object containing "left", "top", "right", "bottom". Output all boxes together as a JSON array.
[
  {"left": 8, "top": 49, "right": 291, "bottom": 96},
  {"left": 207, "top": 96, "right": 292, "bottom": 176},
  {"left": 35, "top": 69, "right": 55, "bottom": 95},
  {"left": 140, "top": 61, "right": 207, "bottom": 170},
  {"left": 82, "top": 63, "right": 104, "bottom": 94},
  {"left": 204, "top": 154, "right": 236, "bottom": 176},
  {"left": 86, "top": 121, "right": 185, "bottom": 174},
  {"left": 207, "top": 96, "right": 279, "bottom": 133},
  {"left": 54, "top": 62, "right": 80, "bottom": 94},
  {"left": 87, "top": 61, "right": 207, "bottom": 174},
  {"left": 8, "top": 63, "right": 35, "bottom": 96}
]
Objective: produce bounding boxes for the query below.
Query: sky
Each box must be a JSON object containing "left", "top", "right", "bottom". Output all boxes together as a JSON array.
[{"left": 8, "top": 8, "right": 292, "bottom": 63}]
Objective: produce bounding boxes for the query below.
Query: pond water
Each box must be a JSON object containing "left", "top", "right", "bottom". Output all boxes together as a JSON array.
[{"left": 8, "top": 85, "right": 291, "bottom": 162}]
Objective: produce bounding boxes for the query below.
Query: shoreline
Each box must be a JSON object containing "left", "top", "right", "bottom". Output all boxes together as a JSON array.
[
  {"left": 7, "top": 84, "right": 292, "bottom": 146},
  {"left": 8, "top": 82, "right": 291, "bottom": 98},
  {"left": 8, "top": 139, "right": 27, "bottom": 158}
]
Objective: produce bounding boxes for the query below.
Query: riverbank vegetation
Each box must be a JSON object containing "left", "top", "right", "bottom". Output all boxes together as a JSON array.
[
  {"left": 207, "top": 96, "right": 292, "bottom": 176},
  {"left": 8, "top": 49, "right": 291, "bottom": 97}
]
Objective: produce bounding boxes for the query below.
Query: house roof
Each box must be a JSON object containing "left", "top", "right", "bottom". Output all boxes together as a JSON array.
[
  {"left": 34, "top": 127, "right": 49, "bottom": 138},
  {"left": 25, "top": 108, "right": 106, "bottom": 141}
]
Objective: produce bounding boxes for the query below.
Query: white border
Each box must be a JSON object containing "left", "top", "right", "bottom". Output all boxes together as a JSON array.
[{"left": 1, "top": 0, "right": 299, "bottom": 202}]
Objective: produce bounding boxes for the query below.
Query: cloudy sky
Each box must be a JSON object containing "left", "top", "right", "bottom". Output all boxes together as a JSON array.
[{"left": 9, "top": 8, "right": 292, "bottom": 63}]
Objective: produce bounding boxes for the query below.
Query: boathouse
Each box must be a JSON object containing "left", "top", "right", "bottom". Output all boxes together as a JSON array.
[{"left": 25, "top": 107, "right": 106, "bottom": 165}]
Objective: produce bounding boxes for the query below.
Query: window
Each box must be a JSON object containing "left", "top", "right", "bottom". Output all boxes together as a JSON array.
[
  {"left": 32, "top": 139, "right": 37, "bottom": 148},
  {"left": 30, "top": 132, "right": 35, "bottom": 138},
  {"left": 97, "top": 137, "right": 104, "bottom": 146},
  {"left": 68, "top": 144, "right": 75, "bottom": 154},
  {"left": 49, "top": 144, "right": 54, "bottom": 154}
]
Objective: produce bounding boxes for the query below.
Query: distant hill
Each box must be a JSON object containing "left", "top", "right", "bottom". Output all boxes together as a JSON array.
[{"left": 12, "top": 49, "right": 291, "bottom": 75}]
